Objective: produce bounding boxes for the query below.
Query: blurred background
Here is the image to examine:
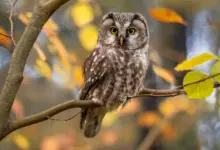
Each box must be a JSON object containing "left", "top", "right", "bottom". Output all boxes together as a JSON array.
[{"left": 0, "top": 0, "right": 220, "bottom": 149}]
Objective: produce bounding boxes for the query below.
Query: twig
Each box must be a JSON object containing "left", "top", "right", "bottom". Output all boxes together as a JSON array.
[
  {"left": 176, "top": 72, "right": 220, "bottom": 89},
  {"left": 0, "top": 33, "right": 12, "bottom": 39},
  {"left": 136, "top": 73, "right": 220, "bottom": 98},
  {"left": 47, "top": 110, "right": 81, "bottom": 121},
  {"left": 8, "top": 0, "right": 18, "bottom": 46}
]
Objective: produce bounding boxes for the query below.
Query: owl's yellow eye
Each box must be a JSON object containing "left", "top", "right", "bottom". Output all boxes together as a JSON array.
[
  {"left": 127, "top": 28, "right": 136, "bottom": 35},
  {"left": 110, "top": 26, "right": 118, "bottom": 35}
]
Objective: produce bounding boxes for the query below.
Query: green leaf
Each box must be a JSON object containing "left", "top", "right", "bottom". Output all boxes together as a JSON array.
[
  {"left": 175, "top": 52, "right": 217, "bottom": 71},
  {"left": 210, "top": 61, "right": 220, "bottom": 83},
  {"left": 183, "top": 71, "right": 214, "bottom": 99}
]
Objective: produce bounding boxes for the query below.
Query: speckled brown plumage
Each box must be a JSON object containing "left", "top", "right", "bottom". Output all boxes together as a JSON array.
[{"left": 79, "top": 12, "right": 150, "bottom": 137}]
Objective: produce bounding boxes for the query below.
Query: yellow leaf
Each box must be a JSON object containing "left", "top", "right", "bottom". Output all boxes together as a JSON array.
[
  {"left": 175, "top": 52, "right": 217, "bottom": 71},
  {"left": 35, "top": 59, "right": 52, "bottom": 80},
  {"left": 48, "top": 35, "right": 68, "bottom": 60},
  {"left": 12, "top": 133, "right": 30, "bottom": 150},
  {"left": 43, "top": 19, "right": 58, "bottom": 36},
  {"left": 183, "top": 71, "right": 214, "bottom": 99},
  {"left": 78, "top": 24, "right": 98, "bottom": 51},
  {"left": 47, "top": 35, "right": 72, "bottom": 73},
  {"left": 73, "top": 65, "right": 84, "bottom": 85},
  {"left": 210, "top": 61, "right": 220, "bottom": 83},
  {"left": 153, "top": 65, "right": 176, "bottom": 84},
  {"left": 71, "top": 2, "right": 94, "bottom": 27},
  {"left": 0, "top": 27, "right": 11, "bottom": 48},
  {"left": 149, "top": 8, "right": 187, "bottom": 25},
  {"left": 137, "top": 111, "right": 161, "bottom": 127}
]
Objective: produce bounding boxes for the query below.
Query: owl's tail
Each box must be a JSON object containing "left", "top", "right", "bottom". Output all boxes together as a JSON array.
[{"left": 80, "top": 107, "right": 107, "bottom": 138}]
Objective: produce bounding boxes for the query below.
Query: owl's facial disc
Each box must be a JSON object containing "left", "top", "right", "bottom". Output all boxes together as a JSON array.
[{"left": 99, "top": 12, "right": 149, "bottom": 50}]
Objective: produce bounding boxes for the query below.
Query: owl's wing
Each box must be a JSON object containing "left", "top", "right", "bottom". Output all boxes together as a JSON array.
[
  {"left": 79, "top": 47, "right": 109, "bottom": 100},
  {"left": 79, "top": 48, "right": 109, "bottom": 129}
]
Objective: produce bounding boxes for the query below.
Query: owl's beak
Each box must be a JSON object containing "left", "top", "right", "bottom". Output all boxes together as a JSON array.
[{"left": 119, "top": 36, "right": 124, "bottom": 46}]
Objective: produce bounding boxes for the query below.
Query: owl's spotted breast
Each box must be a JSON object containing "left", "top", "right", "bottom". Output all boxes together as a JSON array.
[{"left": 102, "top": 46, "right": 148, "bottom": 109}]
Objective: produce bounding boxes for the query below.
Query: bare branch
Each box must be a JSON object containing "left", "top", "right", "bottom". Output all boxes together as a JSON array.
[
  {"left": 8, "top": 0, "right": 18, "bottom": 46},
  {"left": 0, "top": 100, "right": 99, "bottom": 139}
]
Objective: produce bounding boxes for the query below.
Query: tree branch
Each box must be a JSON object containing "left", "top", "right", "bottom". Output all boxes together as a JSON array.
[
  {"left": 0, "top": 100, "right": 99, "bottom": 140},
  {"left": 0, "top": 80, "right": 218, "bottom": 140},
  {"left": 0, "top": 0, "right": 71, "bottom": 140}
]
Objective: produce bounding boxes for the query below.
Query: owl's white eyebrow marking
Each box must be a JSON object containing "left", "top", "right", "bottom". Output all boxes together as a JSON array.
[
  {"left": 102, "top": 18, "right": 114, "bottom": 26},
  {"left": 115, "top": 22, "right": 120, "bottom": 28},
  {"left": 132, "top": 20, "right": 145, "bottom": 29},
  {"left": 124, "top": 22, "right": 130, "bottom": 28}
]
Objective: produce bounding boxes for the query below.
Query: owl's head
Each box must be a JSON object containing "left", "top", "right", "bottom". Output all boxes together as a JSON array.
[{"left": 98, "top": 12, "right": 149, "bottom": 50}]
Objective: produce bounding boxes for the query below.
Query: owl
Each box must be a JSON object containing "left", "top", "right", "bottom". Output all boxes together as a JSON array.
[{"left": 79, "top": 12, "right": 150, "bottom": 137}]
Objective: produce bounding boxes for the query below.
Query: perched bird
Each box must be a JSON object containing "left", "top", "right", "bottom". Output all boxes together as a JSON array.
[{"left": 79, "top": 12, "right": 150, "bottom": 137}]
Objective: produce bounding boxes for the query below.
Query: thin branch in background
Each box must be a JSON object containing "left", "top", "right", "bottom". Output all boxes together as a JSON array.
[
  {"left": 8, "top": 0, "right": 18, "bottom": 46},
  {"left": 137, "top": 111, "right": 198, "bottom": 150},
  {"left": 0, "top": 32, "right": 12, "bottom": 39}
]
